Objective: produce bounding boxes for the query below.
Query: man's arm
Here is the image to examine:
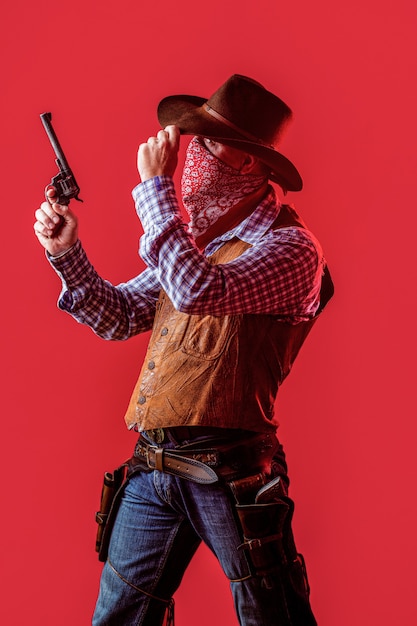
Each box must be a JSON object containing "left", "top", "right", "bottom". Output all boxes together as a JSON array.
[
  {"left": 34, "top": 190, "right": 159, "bottom": 340},
  {"left": 136, "top": 127, "right": 323, "bottom": 322},
  {"left": 49, "top": 241, "right": 160, "bottom": 339},
  {"left": 135, "top": 177, "right": 322, "bottom": 320}
]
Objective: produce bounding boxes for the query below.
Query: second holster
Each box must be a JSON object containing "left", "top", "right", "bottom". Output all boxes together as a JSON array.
[{"left": 229, "top": 474, "right": 317, "bottom": 626}]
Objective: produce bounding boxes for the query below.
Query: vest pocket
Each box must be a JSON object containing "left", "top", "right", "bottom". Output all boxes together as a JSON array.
[{"left": 181, "top": 314, "right": 240, "bottom": 360}]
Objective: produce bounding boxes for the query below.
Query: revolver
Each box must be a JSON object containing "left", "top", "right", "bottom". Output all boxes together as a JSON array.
[{"left": 40, "top": 112, "right": 83, "bottom": 206}]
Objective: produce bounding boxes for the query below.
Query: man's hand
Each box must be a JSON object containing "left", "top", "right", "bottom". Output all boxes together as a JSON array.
[
  {"left": 137, "top": 125, "right": 180, "bottom": 182},
  {"left": 34, "top": 188, "right": 79, "bottom": 256}
]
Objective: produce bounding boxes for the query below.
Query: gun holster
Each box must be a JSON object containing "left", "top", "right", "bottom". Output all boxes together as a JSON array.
[
  {"left": 95, "top": 461, "right": 130, "bottom": 562},
  {"left": 229, "top": 474, "right": 317, "bottom": 626}
]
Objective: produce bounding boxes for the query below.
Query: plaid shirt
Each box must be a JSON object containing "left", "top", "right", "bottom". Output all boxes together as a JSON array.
[{"left": 49, "top": 176, "right": 323, "bottom": 341}]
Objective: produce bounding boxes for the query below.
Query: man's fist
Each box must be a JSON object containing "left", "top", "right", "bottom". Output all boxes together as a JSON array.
[
  {"left": 137, "top": 125, "right": 180, "bottom": 182},
  {"left": 33, "top": 188, "right": 78, "bottom": 256}
]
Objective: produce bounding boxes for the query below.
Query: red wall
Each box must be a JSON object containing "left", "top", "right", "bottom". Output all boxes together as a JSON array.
[{"left": 2, "top": 1, "right": 417, "bottom": 624}]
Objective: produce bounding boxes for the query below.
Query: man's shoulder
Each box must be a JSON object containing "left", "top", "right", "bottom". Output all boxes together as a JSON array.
[{"left": 271, "top": 203, "right": 308, "bottom": 231}]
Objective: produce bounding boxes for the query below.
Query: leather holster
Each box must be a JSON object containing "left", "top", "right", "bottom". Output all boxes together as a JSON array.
[{"left": 229, "top": 473, "right": 317, "bottom": 626}]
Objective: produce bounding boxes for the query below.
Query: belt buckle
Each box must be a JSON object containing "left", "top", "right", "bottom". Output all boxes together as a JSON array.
[
  {"left": 142, "top": 442, "right": 164, "bottom": 472},
  {"left": 145, "top": 428, "right": 165, "bottom": 444},
  {"left": 143, "top": 444, "right": 156, "bottom": 470}
]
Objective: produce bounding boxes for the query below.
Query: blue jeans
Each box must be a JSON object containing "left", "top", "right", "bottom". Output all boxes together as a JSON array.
[{"left": 92, "top": 438, "right": 295, "bottom": 626}]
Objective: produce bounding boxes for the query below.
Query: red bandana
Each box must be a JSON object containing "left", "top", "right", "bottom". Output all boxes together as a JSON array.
[{"left": 181, "top": 138, "right": 266, "bottom": 239}]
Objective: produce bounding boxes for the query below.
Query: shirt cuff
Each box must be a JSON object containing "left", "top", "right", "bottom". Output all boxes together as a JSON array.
[
  {"left": 132, "top": 176, "right": 179, "bottom": 231},
  {"left": 47, "top": 239, "right": 95, "bottom": 288}
]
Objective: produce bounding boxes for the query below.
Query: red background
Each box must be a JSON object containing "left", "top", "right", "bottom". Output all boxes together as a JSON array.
[{"left": 2, "top": 1, "right": 417, "bottom": 624}]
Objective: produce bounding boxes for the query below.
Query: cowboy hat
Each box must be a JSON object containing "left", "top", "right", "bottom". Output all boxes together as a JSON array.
[{"left": 157, "top": 74, "right": 303, "bottom": 191}]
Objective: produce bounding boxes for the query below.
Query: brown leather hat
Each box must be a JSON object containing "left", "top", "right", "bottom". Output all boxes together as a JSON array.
[{"left": 157, "top": 74, "right": 302, "bottom": 191}]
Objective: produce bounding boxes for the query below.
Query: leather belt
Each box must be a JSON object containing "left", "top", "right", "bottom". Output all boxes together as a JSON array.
[
  {"left": 133, "top": 431, "right": 278, "bottom": 484},
  {"left": 134, "top": 440, "right": 218, "bottom": 484}
]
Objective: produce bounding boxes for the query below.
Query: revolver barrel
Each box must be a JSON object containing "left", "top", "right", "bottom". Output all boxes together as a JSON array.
[
  {"left": 40, "top": 112, "right": 71, "bottom": 172},
  {"left": 40, "top": 112, "right": 83, "bottom": 205}
]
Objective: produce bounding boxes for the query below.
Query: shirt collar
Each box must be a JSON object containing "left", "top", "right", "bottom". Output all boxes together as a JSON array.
[{"left": 204, "top": 186, "right": 281, "bottom": 255}]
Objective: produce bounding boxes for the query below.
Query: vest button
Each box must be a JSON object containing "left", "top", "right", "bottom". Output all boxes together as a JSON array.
[
  {"left": 138, "top": 395, "right": 146, "bottom": 405},
  {"left": 161, "top": 327, "right": 168, "bottom": 336},
  {"left": 148, "top": 360, "right": 155, "bottom": 370}
]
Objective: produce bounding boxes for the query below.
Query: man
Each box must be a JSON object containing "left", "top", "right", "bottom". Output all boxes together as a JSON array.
[{"left": 34, "top": 75, "right": 333, "bottom": 625}]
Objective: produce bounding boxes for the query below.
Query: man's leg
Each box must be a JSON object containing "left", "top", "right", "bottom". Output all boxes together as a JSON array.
[
  {"left": 92, "top": 470, "right": 201, "bottom": 626},
  {"left": 171, "top": 441, "right": 315, "bottom": 626},
  {"left": 162, "top": 468, "right": 293, "bottom": 626}
]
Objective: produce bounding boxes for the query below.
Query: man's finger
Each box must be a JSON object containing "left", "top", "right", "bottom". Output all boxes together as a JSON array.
[
  {"left": 50, "top": 202, "right": 69, "bottom": 215},
  {"left": 157, "top": 129, "right": 167, "bottom": 141},
  {"left": 164, "top": 125, "right": 180, "bottom": 146},
  {"left": 46, "top": 187, "right": 58, "bottom": 204},
  {"left": 38, "top": 202, "right": 60, "bottom": 222},
  {"left": 34, "top": 219, "right": 53, "bottom": 240}
]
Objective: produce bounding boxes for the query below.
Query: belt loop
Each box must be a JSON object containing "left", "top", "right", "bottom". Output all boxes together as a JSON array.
[{"left": 155, "top": 448, "right": 164, "bottom": 472}]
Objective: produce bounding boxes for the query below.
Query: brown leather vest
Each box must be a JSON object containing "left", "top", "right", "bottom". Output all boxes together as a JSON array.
[{"left": 124, "top": 205, "right": 334, "bottom": 433}]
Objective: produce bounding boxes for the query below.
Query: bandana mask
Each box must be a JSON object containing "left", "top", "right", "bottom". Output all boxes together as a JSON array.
[{"left": 181, "top": 137, "right": 266, "bottom": 239}]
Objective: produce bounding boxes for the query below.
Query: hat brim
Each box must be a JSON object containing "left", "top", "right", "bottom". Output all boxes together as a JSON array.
[{"left": 158, "top": 94, "right": 303, "bottom": 191}]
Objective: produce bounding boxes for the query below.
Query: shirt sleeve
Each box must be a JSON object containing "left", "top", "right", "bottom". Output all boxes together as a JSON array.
[
  {"left": 133, "top": 177, "right": 323, "bottom": 322},
  {"left": 48, "top": 239, "right": 160, "bottom": 340}
]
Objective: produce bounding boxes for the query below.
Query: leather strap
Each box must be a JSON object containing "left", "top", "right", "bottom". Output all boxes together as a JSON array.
[
  {"left": 134, "top": 440, "right": 219, "bottom": 484},
  {"left": 134, "top": 431, "right": 278, "bottom": 484}
]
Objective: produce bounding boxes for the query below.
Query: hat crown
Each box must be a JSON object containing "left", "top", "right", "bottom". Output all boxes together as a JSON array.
[{"left": 206, "top": 75, "right": 293, "bottom": 147}]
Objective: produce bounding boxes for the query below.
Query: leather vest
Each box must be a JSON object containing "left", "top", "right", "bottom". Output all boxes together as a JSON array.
[{"left": 124, "top": 205, "right": 334, "bottom": 433}]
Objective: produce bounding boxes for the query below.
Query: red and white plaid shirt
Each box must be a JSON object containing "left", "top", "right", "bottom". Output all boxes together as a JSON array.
[{"left": 49, "top": 176, "right": 323, "bottom": 341}]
